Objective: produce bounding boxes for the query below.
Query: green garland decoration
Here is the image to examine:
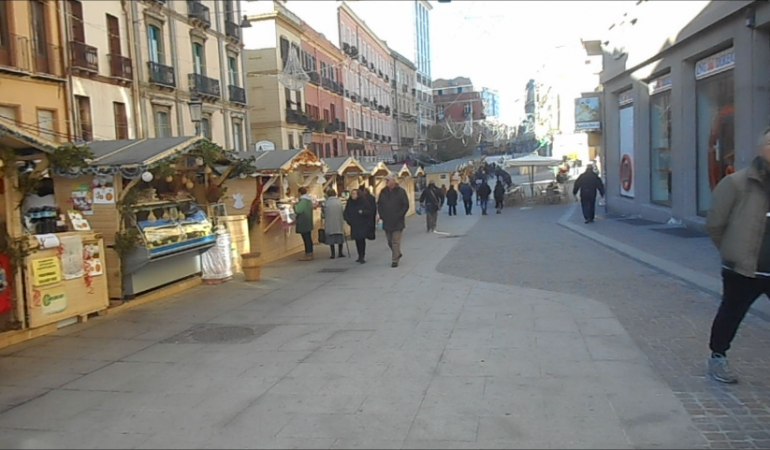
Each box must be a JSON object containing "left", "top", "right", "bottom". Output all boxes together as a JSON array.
[
  {"left": 151, "top": 156, "right": 179, "bottom": 180},
  {"left": 48, "top": 143, "right": 94, "bottom": 171},
  {"left": 0, "top": 226, "right": 31, "bottom": 277},
  {"left": 114, "top": 228, "right": 140, "bottom": 260},
  {"left": 188, "top": 141, "right": 225, "bottom": 168}
]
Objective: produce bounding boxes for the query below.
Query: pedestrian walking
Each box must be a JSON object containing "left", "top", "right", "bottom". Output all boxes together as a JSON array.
[
  {"left": 344, "top": 188, "right": 373, "bottom": 263},
  {"left": 322, "top": 189, "right": 346, "bottom": 259},
  {"left": 705, "top": 126, "right": 770, "bottom": 384},
  {"left": 572, "top": 164, "right": 605, "bottom": 223},
  {"left": 459, "top": 181, "right": 474, "bottom": 215},
  {"left": 440, "top": 184, "right": 448, "bottom": 198},
  {"left": 494, "top": 180, "right": 505, "bottom": 214},
  {"left": 420, "top": 180, "right": 443, "bottom": 232},
  {"left": 477, "top": 180, "right": 491, "bottom": 215},
  {"left": 377, "top": 174, "right": 410, "bottom": 268},
  {"left": 293, "top": 187, "right": 314, "bottom": 261},
  {"left": 361, "top": 186, "right": 377, "bottom": 238},
  {"left": 446, "top": 185, "right": 458, "bottom": 216}
]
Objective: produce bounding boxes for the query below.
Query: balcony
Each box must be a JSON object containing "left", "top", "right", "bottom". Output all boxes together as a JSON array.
[
  {"left": 0, "top": 33, "right": 63, "bottom": 77},
  {"left": 391, "top": 80, "right": 396, "bottom": 89},
  {"left": 229, "top": 85, "right": 246, "bottom": 105},
  {"left": 308, "top": 72, "right": 320, "bottom": 85},
  {"left": 70, "top": 41, "right": 98, "bottom": 73},
  {"left": 189, "top": 73, "right": 221, "bottom": 99},
  {"left": 355, "top": 129, "right": 364, "bottom": 139},
  {"left": 401, "top": 137, "right": 415, "bottom": 146},
  {"left": 187, "top": 0, "right": 211, "bottom": 28},
  {"left": 321, "top": 77, "right": 333, "bottom": 91},
  {"left": 347, "top": 128, "right": 353, "bottom": 137},
  {"left": 225, "top": 20, "right": 241, "bottom": 42},
  {"left": 343, "top": 43, "right": 351, "bottom": 54},
  {"left": 148, "top": 61, "right": 175, "bottom": 88},
  {"left": 108, "top": 54, "right": 132, "bottom": 81},
  {"left": 374, "top": 133, "right": 380, "bottom": 141},
  {"left": 365, "top": 131, "right": 372, "bottom": 140},
  {"left": 350, "top": 94, "right": 358, "bottom": 103}
]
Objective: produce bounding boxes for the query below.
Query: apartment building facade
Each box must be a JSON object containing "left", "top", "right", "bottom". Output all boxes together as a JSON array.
[
  {"left": 433, "top": 77, "right": 485, "bottom": 123},
  {"left": 0, "top": 0, "right": 68, "bottom": 142},
  {"left": 339, "top": 2, "right": 393, "bottom": 159},
  {"left": 130, "top": 0, "right": 247, "bottom": 150},
  {"left": 390, "top": 50, "right": 418, "bottom": 154}
]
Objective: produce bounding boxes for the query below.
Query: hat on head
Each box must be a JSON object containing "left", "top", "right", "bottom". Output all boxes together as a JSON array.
[{"left": 428, "top": 180, "right": 435, "bottom": 185}]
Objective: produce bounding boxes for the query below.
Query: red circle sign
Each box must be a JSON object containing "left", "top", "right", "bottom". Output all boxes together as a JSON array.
[{"left": 620, "top": 154, "right": 633, "bottom": 193}]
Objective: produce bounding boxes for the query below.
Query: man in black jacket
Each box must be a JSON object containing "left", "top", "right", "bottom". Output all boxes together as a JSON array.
[
  {"left": 419, "top": 180, "right": 443, "bottom": 232},
  {"left": 476, "top": 180, "right": 492, "bottom": 215},
  {"left": 378, "top": 174, "right": 410, "bottom": 268},
  {"left": 572, "top": 165, "right": 605, "bottom": 223}
]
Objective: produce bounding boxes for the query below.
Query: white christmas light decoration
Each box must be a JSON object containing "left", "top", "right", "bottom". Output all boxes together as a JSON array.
[{"left": 141, "top": 171, "right": 154, "bottom": 183}]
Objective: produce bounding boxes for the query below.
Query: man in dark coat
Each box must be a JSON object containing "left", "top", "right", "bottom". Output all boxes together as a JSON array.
[
  {"left": 361, "top": 186, "right": 377, "bottom": 240},
  {"left": 378, "top": 174, "right": 410, "bottom": 268},
  {"left": 476, "top": 180, "right": 492, "bottom": 215},
  {"left": 445, "top": 185, "right": 459, "bottom": 216},
  {"left": 459, "top": 182, "right": 474, "bottom": 215},
  {"left": 572, "top": 164, "right": 605, "bottom": 223},
  {"left": 419, "top": 180, "right": 443, "bottom": 232},
  {"left": 344, "top": 189, "right": 374, "bottom": 263},
  {"left": 493, "top": 180, "right": 505, "bottom": 214}
]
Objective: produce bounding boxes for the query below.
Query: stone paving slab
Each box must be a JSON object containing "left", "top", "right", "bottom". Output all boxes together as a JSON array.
[{"left": 0, "top": 208, "right": 704, "bottom": 449}]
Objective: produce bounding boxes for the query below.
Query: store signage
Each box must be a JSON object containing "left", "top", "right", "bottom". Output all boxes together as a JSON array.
[
  {"left": 575, "top": 96, "right": 601, "bottom": 131},
  {"left": 695, "top": 48, "right": 735, "bottom": 80},
  {"left": 31, "top": 257, "right": 62, "bottom": 287},
  {"left": 618, "top": 90, "right": 634, "bottom": 106},
  {"left": 649, "top": 74, "right": 672, "bottom": 95},
  {"left": 31, "top": 286, "right": 67, "bottom": 315}
]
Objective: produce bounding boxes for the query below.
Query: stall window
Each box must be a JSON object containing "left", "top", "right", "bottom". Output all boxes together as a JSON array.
[
  {"left": 696, "top": 70, "right": 734, "bottom": 216},
  {"left": 650, "top": 90, "right": 672, "bottom": 206}
]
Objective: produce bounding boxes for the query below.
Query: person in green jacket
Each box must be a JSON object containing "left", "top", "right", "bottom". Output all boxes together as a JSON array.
[{"left": 294, "top": 187, "right": 314, "bottom": 261}]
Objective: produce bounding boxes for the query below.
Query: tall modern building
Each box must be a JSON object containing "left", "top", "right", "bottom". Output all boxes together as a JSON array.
[
  {"left": 482, "top": 88, "right": 500, "bottom": 118},
  {"left": 414, "top": 0, "right": 432, "bottom": 80}
]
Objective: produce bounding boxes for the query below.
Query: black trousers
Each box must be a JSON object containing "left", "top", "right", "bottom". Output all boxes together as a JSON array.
[
  {"left": 581, "top": 194, "right": 597, "bottom": 221},
  {"left": 355, "top": 239, "right": 366, "bottom": 259},
  {"left": 495, "top": 200, "right": 504, "bottom": 210},
  {"left": 330, "top": 244, "right": 344, "bottom": 256},
  {"left": 710, "top": 270, "right": 770, "bottom": 355},
  {"left": 300, "top": 231, "right": 313, "bottom": 254},
  {"left": 463, "top": 199, "right": 473, "bottom": 214},
  {"left": 448, "top": 204, "right": 457, "bottom": 216}
]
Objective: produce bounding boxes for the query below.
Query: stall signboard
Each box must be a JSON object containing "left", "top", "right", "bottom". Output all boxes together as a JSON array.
[
  {"left": 649, "top": 74, "right": 672, "bottom": 95},
  {"left": 31, "top": 285, "right": 67, "bottom": 315},
  {"left": 32, "top": 257, "right": 62, "bottom": 287},
  {"left": 71, "top": 184, "right": 94, "bottom": 215},
  {"left": 695, "top": 48, "right": 735, "bottom": 80},
  {"left": 92, "top": 175, "right": 116, "bottom": 204},
  {"left": 575, "top": 96, "right": 601, "bottom": 131}
]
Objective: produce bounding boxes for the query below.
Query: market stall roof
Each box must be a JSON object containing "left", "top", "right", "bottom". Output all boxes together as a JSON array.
[
  {"left": 504, "top": 153, "right": 562, "bottom": 167},
  {"left": 410, "top": 165, "right": 426, "bottom": 177},
  {"left": 423, "top": 156, "right": 477, "bottom": 175},
  {"left": 244, "top": 148, "right": 324, "bottom": 173},
  {"left": 0, "top": 116, "right": 60, "bottom": 154},
  {"left": 88, "top": 136, "right": 204, "bottom": 167},
  {"left": 323, "top": 156, "right": 366, "bottom": 175},
  {"left": 361, "top": 161, "right": 391, "bottom": 177},
  {"left": 386, "top": 163, "right": 412, "bottom": 178}
]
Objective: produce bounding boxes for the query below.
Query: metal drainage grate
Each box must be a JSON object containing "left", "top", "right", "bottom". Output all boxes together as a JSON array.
[
  {"left": 318, "top": 268, "right": 350, "bottom": 273},
  {"left": 163, "top": 324, "right": 273, "bottom": 344},
  {"left": 652, "top": 227, "right": 709, "bottom": 239},
  {"left": 616, "top": 218, "right": 660, "bottom": 227},
  {"left": 441, "top": 234, "right": 466, "bottom": 239}
]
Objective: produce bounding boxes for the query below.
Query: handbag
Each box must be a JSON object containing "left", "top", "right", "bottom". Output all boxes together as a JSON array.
[{"left": 318, "top": 228, "right": 326, "bottom": 244}]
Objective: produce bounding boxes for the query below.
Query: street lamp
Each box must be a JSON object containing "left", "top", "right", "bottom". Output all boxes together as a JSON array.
[
  {"left": 302, "top": 128, "right": 313, "bottom": 150},
  {"left": 240, "top": 15, "right": 252, "bottom": 28},
  {"left": 188, "top": 97, "right": 203, "bottom": 136}
]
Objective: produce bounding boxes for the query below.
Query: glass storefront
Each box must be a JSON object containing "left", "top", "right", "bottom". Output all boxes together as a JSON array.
[
  {"left": 696, "top": 70, "right": 734, "bottom": 216},
  {"left": 650, "top": 90, "right": 672, "bottom": 206}
]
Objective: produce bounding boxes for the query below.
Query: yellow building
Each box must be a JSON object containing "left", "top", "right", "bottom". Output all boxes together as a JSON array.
[{"left": 0, "top": 0, "right": 69, "bottom": 142}]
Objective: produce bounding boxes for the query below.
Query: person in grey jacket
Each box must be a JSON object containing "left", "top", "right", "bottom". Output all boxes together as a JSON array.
[
  {"left": 323, "top": 189, "right": 346, "bottom": 259},
  {"left": 705, "top": 126, "right": 770, "bottom": 384}
]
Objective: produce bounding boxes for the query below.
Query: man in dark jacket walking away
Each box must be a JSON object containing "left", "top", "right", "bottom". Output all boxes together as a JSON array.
[
  {"left": 705, "top": 127, "right": 770, "bottom": 384},
  {"left": 493, "top": 180, "right": 505, "bottom": 214},
  {"left": 446, "top": 185, "right": 458, "bottom": 216},
  {"left": 477, "top": 180, "right": 492, "bottom": 215},
  {"left": 459, "top": 182, "right": 474, "bottom": 215},
  {"left": 420, "top": 180, "right": 443, "bottom": 232},
  {"left": 572, "top": 165, "right": 605, "bottom": 223},
  {"left": 378, "top": 174, "right": 410, "bottom": 268},
  {"left": 362, "top": 186, "right": 377, "bottom": 241}
]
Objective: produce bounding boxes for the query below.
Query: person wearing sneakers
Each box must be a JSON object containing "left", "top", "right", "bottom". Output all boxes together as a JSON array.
[
  {"left": 706, "top": 126, "right": 770, "bottom": 384},
  {"left": 377, "top": 174, "right": 410, "bottom": 268},
  {"left": 294, "top": 187, "right": 314, "bottom": 261}
]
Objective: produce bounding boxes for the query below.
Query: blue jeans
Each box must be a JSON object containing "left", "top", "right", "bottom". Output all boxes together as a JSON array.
[{"left": 480, "top": 200, "right": 488, "bottom": 213}]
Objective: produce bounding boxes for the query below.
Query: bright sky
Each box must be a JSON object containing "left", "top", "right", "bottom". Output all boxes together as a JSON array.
[{"left": 282, "top": 1, "right": 634, "bottom": 124}]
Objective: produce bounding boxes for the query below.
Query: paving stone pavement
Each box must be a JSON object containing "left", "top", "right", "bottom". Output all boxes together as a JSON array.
[
  {"left": 437, "top": 203, "right": 770, "bottom": 450},
  {"left": 0, "top": 207, "right": 706, "bottom": 449}
]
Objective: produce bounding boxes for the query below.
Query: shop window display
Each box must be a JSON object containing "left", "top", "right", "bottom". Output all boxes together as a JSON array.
[
  {"left": 650, "top": 91, "right": 672, "bottom": 206},
  {"left": 696, "top": 71, "right": 734, "bottom": 216}
]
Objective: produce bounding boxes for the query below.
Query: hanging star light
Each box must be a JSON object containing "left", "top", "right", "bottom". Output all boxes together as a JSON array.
[{"left": 278, "top": 47, "right": 310, "bottom": 91}]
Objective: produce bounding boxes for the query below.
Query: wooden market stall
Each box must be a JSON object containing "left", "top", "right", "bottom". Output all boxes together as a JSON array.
[
  {"left": 0, "top": 118, "right": 110, "bottom": 345},
  {"left": 223, "top": 149, "right": 326, "bottom": 265},
  {"left": 62, "top": 136, "right": 218, "bottom": 301},
  {"left": 387, "top": 163, "right": 418, "bottom": 217},
  {"left": 360, "top": 161, "right": 392, "bottom": 200},
  {"left": 322, "top": 156, "right": 367, "bottom": 199}
]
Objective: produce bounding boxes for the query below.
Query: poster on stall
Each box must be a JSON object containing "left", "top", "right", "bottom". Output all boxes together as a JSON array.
[
  {"left": 60, "top": 235, "right": 85, "bottom": 280},
  {"left": 31, "top": 285, "right": 68, "bottom": 315},
  {"left": 71, "top": 185, "right": 94, "bottom": 215},
  {"left": 83, "top": 243, "right": 103, "bottom": 276},
  {"left": 31, "top": 257, "right": 62, "bottom": 287},
  {"left": 92, "top": 175, "right": 116, "bottom": 204}
]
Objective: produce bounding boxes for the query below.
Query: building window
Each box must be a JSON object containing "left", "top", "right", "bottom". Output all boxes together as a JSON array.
[
  {"left": 650, "top": 90, "right": 671, "bottom": 206},
  {"left": 148, "top": 25, "right": 163, "bottom": 63},
  {"left": 232, "top": 120, "right": 244, "bottom": 152},
  {"left": 36, "top": 109, "right": 56, "bottom": 141},
  {"left": 0, "top": 105, "right": 17, "bottom": 122},
  {"left": 67, "top": 1, "right": 85, "bottom": 43},
  {"left": 325, "top": 143, "right": 331, "bottom": 158},
  {"left": 192, "top": 42, "right": 205, "bottom": 75},
  {"left": 0, "top": 1, "right": 11, "bottom": 66},
  {"left": 153, "top": 107, "right": 171, "bottom": 137},
  {"left": 288, "top": 132, "right": 295, "bottom": 150},
  {"left": 201, "top": 115, "right": 212, "bottom": 140},
  {"left": 228, "top": 55, "right": 238, "bottom": 86},
  {"left": 75, "top": 95, "right": 92, "bottom": 141},
  {"left": 113, "top": 102, "right": 128, "bottom": 140},
  {"left": 696, "top": 70, "right": 734, "bottom": 216},
  {"left": 30, "top": 0, "right": 50, "bottom": 74},
  {"left": 279, "top": 36, "right": 289, "bottom": 68}
]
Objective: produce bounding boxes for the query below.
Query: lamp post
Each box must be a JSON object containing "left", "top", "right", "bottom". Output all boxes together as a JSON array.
[{"left": 188, "top": 97, "right": 203, "bottom": 137}]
